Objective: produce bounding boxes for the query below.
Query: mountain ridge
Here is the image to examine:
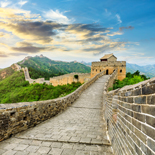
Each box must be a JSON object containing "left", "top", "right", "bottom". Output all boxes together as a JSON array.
[{"left": 18, "top": 55, "right": 91, "bottom": 80}]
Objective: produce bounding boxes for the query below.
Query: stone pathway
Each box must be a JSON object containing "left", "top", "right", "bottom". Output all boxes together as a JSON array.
[{"left": 0, "top": 75, "right": 113, "bottom": 155}]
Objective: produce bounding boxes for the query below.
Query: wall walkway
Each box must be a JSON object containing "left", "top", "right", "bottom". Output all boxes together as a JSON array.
[{"left": 0, "top": 75, "right": 114, "bottom": 155}]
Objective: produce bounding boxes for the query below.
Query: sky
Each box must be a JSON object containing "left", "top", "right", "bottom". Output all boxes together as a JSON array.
[{"left": 0, "top": 0, "right": 155, "bottom": 68}]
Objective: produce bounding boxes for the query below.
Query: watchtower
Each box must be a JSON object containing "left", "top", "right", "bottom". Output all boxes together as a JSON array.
[{"left": 91, "top": 54, "right": 126, "bottom": 81}]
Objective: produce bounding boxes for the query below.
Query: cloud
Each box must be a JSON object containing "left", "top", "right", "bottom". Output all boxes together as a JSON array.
[
  {"left": 0, "top": 51, "right": 28, "bottom": 57},
  {"left": 116, "top": 14, "right": 122, "bottom": 24},
  {"left": 104, "top": 9, "right": 111, "bottom": 16},
  {"left": 0, "top": 32, "right": 10, "bottom": 38},
  {"left": 9, "top": 52, "right": 28, "bottom": 56},
  {"left": 66, "top": 24, "right": 110, "bottom": 39},
  {"left": 107, "top": 31, "right": 123, "bottom": 36},
  {"left": 119, "top": 26, "right": 134, "bottom": 31},
  {"left": 0, "top": 43, "right": 9, "bottom": 47},
  {"left": 18, "top": 1, "right": 28, "bottom": 6},
  {"left": 0, "top": 1, "right": 11, "bottom": 8},
  {"left": 83, "top": 42, "right": 125, "bottom": 55},
  {"left": 0, "top": 32, "right": 4, "bottom": 37},
  {"left": 67, "top": 24, "right": 109, "bottom": 33},
  {"left": 0, "top": 51, "right": 8, "bottom": 57},
  {"left": 10, "top": 42, "right": 49, "bottom": 53},
  {"left": 0, "top": 21, "right": 67, "bottom": 44},
  {"left": 0, "top": 8, "right": 31, "bottom": 21},
  {"left": 44, "top": 9, "right": 74, "bottom": 24},
  {"left": 0, "top": 7, "right": 132, "bottom": 55}
]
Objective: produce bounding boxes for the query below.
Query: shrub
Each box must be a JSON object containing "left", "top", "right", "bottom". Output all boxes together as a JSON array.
[{"left": 112, "top": 70, "right": 150, "bottom": 90}]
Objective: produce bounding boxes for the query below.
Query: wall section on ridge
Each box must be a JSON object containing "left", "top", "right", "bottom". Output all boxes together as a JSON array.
[
  {"left": 104, "top": 74, "right": 155, "bottom": 155},
  {"left": 50, "top": 73, "right": 90, "bottom": 86}
]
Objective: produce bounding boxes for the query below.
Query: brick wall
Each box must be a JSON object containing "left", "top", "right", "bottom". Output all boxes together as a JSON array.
[
  {"left": 0, "top": 71, "right": 105, "bottom": 142},
  {"left": 91, "top": 61, "right": 126, "bottom": 81},
  {"left": 50, "top": 73, "right": 90, "bottom": 86},
  {"left": 104, "top": 74, "right": 155, "bottom": 155}
]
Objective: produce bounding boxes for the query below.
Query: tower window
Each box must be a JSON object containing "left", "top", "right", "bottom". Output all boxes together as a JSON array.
[
  {"left": 96, "top": 69, "right": 97, "bottom": 72},
  {"left": 100, "top": 70, "right": 101, "bottom": 72},
  {"left": 120, "top": 69, "right": 122, "bottom": 73}
]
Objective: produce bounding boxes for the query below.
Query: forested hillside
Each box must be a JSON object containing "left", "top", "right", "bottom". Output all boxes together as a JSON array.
[
  {"left": 109, "top": 70, "right": 150, "bottom": 91},
  {"left": 18, "top": 56, "right": 91, "bottom": 80},
  {"left": 0, "top": 70, "right": 82, "bottom": 104},
  {"left": 0, "top": 66, "right": 15, "bottom": 81}
]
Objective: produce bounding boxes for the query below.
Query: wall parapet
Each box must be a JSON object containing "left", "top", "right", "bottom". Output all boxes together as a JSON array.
[
  {"left": 92, "top": 61, "right": 126, "bottom": 67},
  {"left": 0, "top": 70, "right": 105, "bottom": 142},
  {"left": 103, "top": 75, "right": 155, "bottom": 155}
]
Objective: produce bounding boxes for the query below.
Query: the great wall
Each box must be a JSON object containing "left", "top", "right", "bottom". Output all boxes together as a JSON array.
[
  {"left": 14, "top": 62, "right": 90, "bottom": 86},
  {"left": 0, "top": 54, "right": 154, "bottom": 155}
]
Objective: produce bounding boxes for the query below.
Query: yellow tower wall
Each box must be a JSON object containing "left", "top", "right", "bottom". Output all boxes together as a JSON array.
[{"left": 91, "top": 61, "right": 126, "bottom": 81}]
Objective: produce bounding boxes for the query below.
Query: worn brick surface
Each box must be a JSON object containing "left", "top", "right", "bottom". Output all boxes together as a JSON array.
[{"left": 105, "top": 74, "right": 155, "bottom": 155}]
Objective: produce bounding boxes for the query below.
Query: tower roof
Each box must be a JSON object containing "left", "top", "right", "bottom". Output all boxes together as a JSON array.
[{"left": 100, "top": 53, "right": 116, "bottom": 60}]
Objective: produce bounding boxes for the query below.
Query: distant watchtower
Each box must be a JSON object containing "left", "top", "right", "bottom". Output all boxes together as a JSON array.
[{"left": 91, "top": 54, "right": 126, "bottom": 81}]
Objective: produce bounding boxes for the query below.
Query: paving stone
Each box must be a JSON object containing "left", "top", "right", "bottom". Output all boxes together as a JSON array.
[
  {"left": 4, "top": 144, "right": 17, "bottom": 150},
  {"left": 59, "top": 136, "right": 71, "bottom": 141},
  {"left": 87, "top": 135, "right": 97, "bottom": 138},
  {"left": 62, "top": 143, "right": 74, "bottom": 149},
  {"left": 36, "top": 147, "right": 51, "bottom": 154},
  {"left": 50, "top": 142, "right": 63, "bottom": 148},
  {"left": 48, "top": 148, "right": 63, "bottom": 155},
  {"left": 13, "top": 144, "right": 28, "bottom": 151},
  {"left": 31, "top": 140, "right": 42, "bottom": 146},
  {"left": 91, "top": 139, "right": 103, "bottom": 144},
  {"left": 15, "top": 151, "right": 29, "bottom": 155},
  {"left": 0, "top": 149, "right": 7, "bottom": 154},
  {"left": 85, "top": 145, "right": 98, "bottom": 151},
  {"left": 42, "top": 142, "right": 52, "bottom": 147},
  {"left": 80, "top": 137, "right": 91, "bottom": 143},
  {"left": 75, "top": 150, "right": 90, "bottom": 155},
  {"left": 25, "top": 145, "right": 39, "bottom": 153},
  {"left": 70, "top": 137, "right": 81, "bottom": 143},
  {"left": 2, "top": 150, "right": 17, "bottom": 155},
  {"left": 73, "top": 144, "right": 86, "bottom": 150},
  {"left": 0, "top": 143, "right": 10, "bottom": 149},
  {"left": 61, "top": 148, "right": 76, "bottom": 155},
  {"left": 90, "top": 151, "right": 104, "bottom": 155},
  {"left": 20, "top": 139, "right": 32, "bottom": 145}
]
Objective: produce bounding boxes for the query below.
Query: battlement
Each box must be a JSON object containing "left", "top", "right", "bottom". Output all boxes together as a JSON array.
[
  {"left": 104, "top": 74, "right": 155, "bottom": 155},
  {"left": 91, "top": 61, "right": 126, "bottom": 67}
]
